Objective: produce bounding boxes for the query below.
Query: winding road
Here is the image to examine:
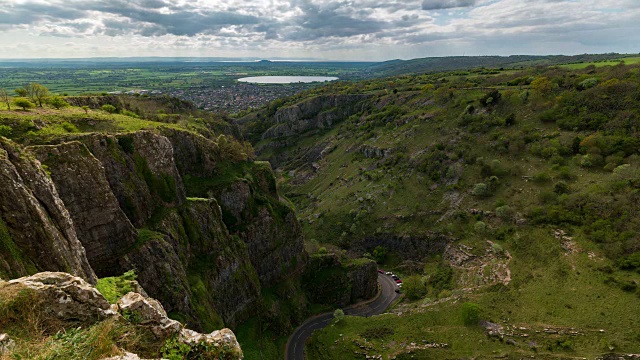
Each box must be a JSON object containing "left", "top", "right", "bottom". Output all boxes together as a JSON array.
[{"left": 285, "top": 273, "right": 401, "bottom": 360}]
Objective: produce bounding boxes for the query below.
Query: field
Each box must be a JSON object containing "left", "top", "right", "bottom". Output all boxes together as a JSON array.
[
  {"left": 560, "top": 56, "right": 640, "bottom": 69},
  {"left": 0, "top": 60, "right": 373, "bottom": 95}
]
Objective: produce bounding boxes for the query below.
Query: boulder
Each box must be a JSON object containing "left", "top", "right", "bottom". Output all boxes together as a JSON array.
[
  {"left": 116, "top": 292, "right": 182, "bottom": 338},
  {"left": 180, "top": 328, "right": 243, "bottom": 359},
  {"left": 0, "top": 333, "right": 15, "bottom": 355},
  {"left": 2, "top": 272, "right": 114, "bottom": 323}
]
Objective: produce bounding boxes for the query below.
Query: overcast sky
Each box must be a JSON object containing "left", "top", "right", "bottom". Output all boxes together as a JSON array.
[{"left": 0, "top": 0, "right": 638, "bottom": 61}]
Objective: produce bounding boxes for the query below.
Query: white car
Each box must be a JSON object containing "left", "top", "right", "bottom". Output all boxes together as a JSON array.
[
  {"left": 397, "top": 283, "right": 402, "bottom": 288},
  {"left": 385, "top": 272, "right": 392, "bottom": 275}
]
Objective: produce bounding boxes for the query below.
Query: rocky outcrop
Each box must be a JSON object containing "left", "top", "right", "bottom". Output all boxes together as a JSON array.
[
  {"left": 348, "top": 259, "right": 378, "bottom": 301},
  {"left": 242, "top": 94, "right": 370, "bottom": 141},
  {"left": 0, "top": 138, "right": 96, "bottom": 283},
  {"left": 360, "top": 144, "right": 392, "bottom": 159},
  {"left": 148, "top": 199, "right": 261, "bottom": 328},
  {"left": 30, "top": 142, "right": 138, "bottom": 277},
  {"left": 215, "top": 167, "right": 306, "bottom": 287},
  {"left": 356, "top": 233, "right": 451, "bottom": 261},
  {"left": 0, "top": 272, "right": 114, "bottom": 323},
  {"left": 117, "top": 292, "right": 182, "bottom": 338},
  {"left": 0, "top": 272, "right": 243, "bottom": 360},
  {"left": 66, "top": 131, "right": 185, "bottom": 228},
  {"left": 303, "top": 254, "right": 377, "bottom": 307}
]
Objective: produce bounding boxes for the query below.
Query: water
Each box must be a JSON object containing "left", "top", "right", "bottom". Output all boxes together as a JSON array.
[{"left": 237, "top": 76, "right": 339, "bottom": 84}]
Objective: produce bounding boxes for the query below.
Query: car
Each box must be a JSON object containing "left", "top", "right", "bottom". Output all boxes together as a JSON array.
[
  {"left": 395, "top": 288, "right": 401, "bottom": 293},
  {"left": 395, "top": 279, "right": 402, "bottom": 284},
  {"left": 391, "top": 275, "right": 399, "bottom": 280},
  {"left": 397, "top": 283, "right": 402, "bottom": 288},
  {"left": 377, "top": 269, "right": 384, "bottom": 274},
  {"left": 385, "top": 271, "right": 392, "bottom": 275}
]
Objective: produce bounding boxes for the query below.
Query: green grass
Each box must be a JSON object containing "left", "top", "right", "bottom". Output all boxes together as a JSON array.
[
  {"left": 95, "top": 270, "right": 138, "bottom": 304},
  {"left": 559, "top": 56, "right": 640, "bottom": 69}
]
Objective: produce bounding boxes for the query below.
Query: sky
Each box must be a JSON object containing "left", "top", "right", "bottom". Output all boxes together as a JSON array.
[{"left": 0, "top": 0, "right": 638, "bottom": 61}]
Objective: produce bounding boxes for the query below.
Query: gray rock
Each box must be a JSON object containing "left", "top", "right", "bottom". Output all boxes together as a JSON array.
[
  {"left": 117, "top": 292, "right": 182, "bottom": 338},
  {"left": 30, "top": 142, "right": 138, "bottom": 277},
  {"left": 0, "top": 138, "right": 96, "bottom": 283},
  {"left": 3, "top": 272, "right": 114, "bottom": 323},
  {"left": 0, "top": 333, "right": 15, "bottom": 355}
]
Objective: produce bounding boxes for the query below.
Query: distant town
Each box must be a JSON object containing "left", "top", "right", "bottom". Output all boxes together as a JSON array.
[{"left": 108, "top": 82, "right": 315, "bottom": 113}]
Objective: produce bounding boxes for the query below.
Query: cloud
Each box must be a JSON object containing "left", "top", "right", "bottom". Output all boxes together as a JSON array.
[
  {"left": 421, "top": 0, "right": 477, "bottom": 11},
  {"left": 0, "top": 0, "right": 637, "bottom": 60}
]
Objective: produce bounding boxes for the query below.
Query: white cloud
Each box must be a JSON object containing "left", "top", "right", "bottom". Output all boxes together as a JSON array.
[{"left": 0, "top": 0, "right": 636, "bottom": 60}]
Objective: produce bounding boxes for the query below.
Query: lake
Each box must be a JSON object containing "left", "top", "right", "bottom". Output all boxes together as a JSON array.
[{"left": 237, "top": 76, "right": 339, "bottom": 84}]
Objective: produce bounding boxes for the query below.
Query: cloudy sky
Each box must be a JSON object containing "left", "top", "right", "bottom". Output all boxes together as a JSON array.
[{"left": 0, "top": 0, "right": 638, "bottom": 61}]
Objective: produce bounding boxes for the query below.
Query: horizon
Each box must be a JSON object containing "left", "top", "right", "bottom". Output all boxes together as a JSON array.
[
  {"left": 1, "top": 0, "right": 639, "bottom": 61},
  {"left": 0, "top": 52, "right": 636, "bottom": 64}
]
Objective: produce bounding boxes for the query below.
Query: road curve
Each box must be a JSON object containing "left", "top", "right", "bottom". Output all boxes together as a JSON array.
[{"left": 285, "top": 273, "right": 400, "bottom": 360}]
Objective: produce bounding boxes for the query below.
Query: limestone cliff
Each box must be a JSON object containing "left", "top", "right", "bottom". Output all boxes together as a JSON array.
[
  {"left": 302, "top": 254, "right": 377, "bottom": 307},
  {"left": 237, "top": 94, "right": 371, "bottom": 145},
  {"left": 30, "top": 142, "right": 138, "bottom": 277},
  {"left": 0, "top": 138, "right": 96, "bottom": 283},
  {"left": 0, "top": 129, "right": 306, "bottom": 332}
]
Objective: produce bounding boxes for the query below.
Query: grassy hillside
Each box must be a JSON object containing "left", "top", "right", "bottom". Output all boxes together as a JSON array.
[{"left": 240, "top": 62, "right": 640, "bottom": 357}]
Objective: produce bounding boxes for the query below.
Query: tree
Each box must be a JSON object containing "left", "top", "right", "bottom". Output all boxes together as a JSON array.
[
  {"left": 333, "top": 309, "right": 345, "bottom": 324},
  {"left": 530, "top": 76, "right": 553, "bottom": 97},
  {"left": 0, "top": 89, "right": 10, "bottom": 110},
  {"left": 19, "top": 83, "right": 49, "bottom": 107},
  {"left": 13, "top": 98, "right": 34, "bottom": 111},
  {"left": 47, "top": 96, "right": 69, "bottom": 110},
  {"left": 82, "top": 106, "right": 90, "bottom": 114},
  {"left": 403, "top": 275, "right": 427, "bottom": 300},
  {"left": 372, "top": 246, "right": 386, "bottom": 263},
  {"left": 14, "top": 88, "right": 28, "bottom": 97},
  {"left": 31, "top": 83, "right": 49, "bottom": 107}
]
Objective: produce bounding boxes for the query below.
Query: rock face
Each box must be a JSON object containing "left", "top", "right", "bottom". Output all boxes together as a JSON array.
[
  {"left": 303, "top": 255, "right": 377, "bottom": 307},
  {"left": 356, "top": 233, "right": 451, "bottom": 261},
  {"left": 1, "top": 272, "right": 114, "bottom": 323},
  {"left": 30, "top": 142, "right": 138, "bottom": 277},
  {"left": 0, "top": 138, "right": 96, "bottom": 283},
  {"left": 0, "top": 127, "right": 307, "bottom": 332},
  {"left": 262, "top": 95, "right": 371, "bottom": 139}
]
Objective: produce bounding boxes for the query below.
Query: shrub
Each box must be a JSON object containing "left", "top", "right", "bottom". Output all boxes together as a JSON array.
[
  {"left": 496, "top": 205, "right": 512, "bottom": 220},
  {"left": 47, "top": 96, "right": 69, "bottom": 109},
  {"left": 333, "top": 309, "right": 345, "bottom": 324},
  {"left": 403, "top": 275, "right": 427, "bottom": 300},
  {"left": 472, "top": 183, "right": 489, "bottom": 197},
  {"left": 13, "top": 98, "right": 34, "bottom": 110},
  {"left": 474, "top": 221, "right": 487, "bottom": 233},
  {"left": 461, "top": 302, "right": 481, "bottom": 326},
  {"left": 0, "top": 125, "right": 12, "bottom": 137},
  {"left": 101, "top": 104, "right": 117, "bottom": 114}
]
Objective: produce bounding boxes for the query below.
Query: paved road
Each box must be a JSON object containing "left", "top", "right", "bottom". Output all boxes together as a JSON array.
[{"left": 285, "top": 273, "right": 400, "bottom": 360}]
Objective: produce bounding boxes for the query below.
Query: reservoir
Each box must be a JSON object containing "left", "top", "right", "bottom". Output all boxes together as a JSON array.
[{"left": 237, "top": 76, "right": 338, "bottom": 84}]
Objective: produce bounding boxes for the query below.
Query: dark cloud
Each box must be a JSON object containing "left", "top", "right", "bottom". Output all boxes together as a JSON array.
[
  {"left": 276, "top": 0, "right": 389, "bottom": 41},
  {"left": 0, "top": 3, "right": 85, "bottom": 25},
  {"left": 421, "top": 0, "right": 477, "bottom": 11},
  {"left": 81, "top": 0, "right": 261, "bottom": 36}
]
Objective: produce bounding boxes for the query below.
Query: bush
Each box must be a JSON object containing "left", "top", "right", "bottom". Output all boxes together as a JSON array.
[
  {"left": 403, "top": 275, "right": 427, "bottom": 300},
  {"left": 47, "top": 96, "right": 69, "bottom": 109},
  {"left": 0, "top": 125, "right": 12, "bottom": 137},
  {"left": 333, "top": 309, "right": 345, "bottom": 324},
  {"left": 496, "top": 205, "right": 512, "bottom": 220},
  {"left": 472, "top": 183, "right": 489, "bottom": 197},
  {"left": 461, "top": 302, "right": 481, "bottom": 326},
  {"left": 101, "top": 104, "right": 117, "bottom": 114},
  {"left": 474, "top": 221, "right": 487, "bottom": 233},
  {"left": 13, "top": 98, "right": 34, "bottom": 110}
]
